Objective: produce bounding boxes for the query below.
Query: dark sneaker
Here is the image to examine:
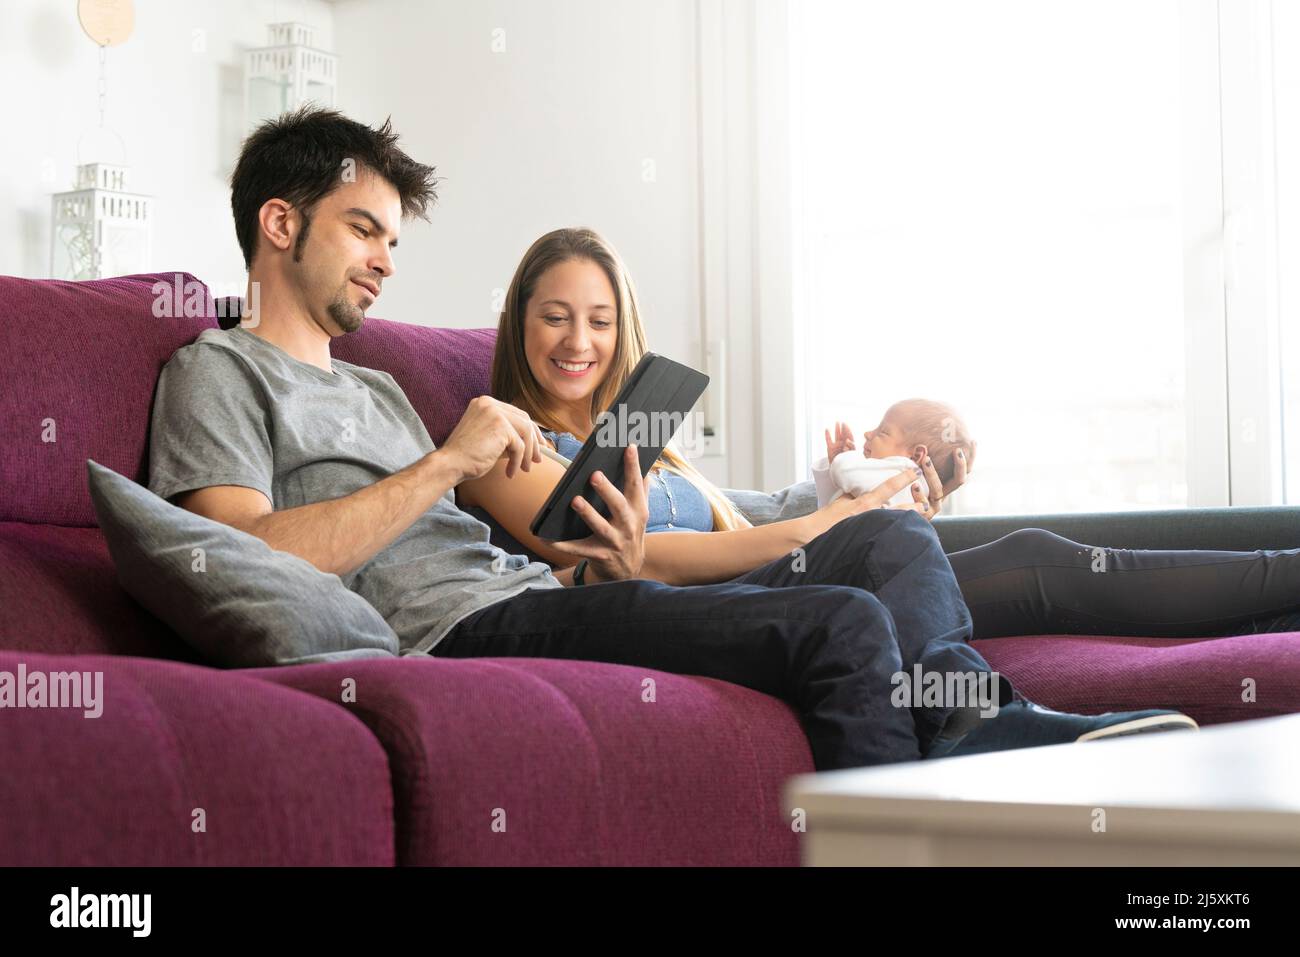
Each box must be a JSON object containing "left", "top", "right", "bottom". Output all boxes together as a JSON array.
[{"left": 923, "top": 694, "right": 1199, "bottom": 761}]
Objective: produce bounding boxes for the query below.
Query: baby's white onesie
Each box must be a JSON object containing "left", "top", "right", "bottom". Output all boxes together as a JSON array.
[{"left": 811, "top": 454, "right": 928, "bottom": 508}]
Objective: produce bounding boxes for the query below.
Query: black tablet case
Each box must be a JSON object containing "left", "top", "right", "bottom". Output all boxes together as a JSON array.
[{"left": 530, "top": 353, "right": 710, "bottom": 542}]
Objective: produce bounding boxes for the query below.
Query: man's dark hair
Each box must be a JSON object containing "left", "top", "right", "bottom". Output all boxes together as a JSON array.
[{"left": 230, "top": 106, "right": 439, "bottom": 268}]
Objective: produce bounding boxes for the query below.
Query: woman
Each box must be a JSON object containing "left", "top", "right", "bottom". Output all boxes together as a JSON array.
[{"left": 458, "top": 227, "right": 1300, "bottom": 640}]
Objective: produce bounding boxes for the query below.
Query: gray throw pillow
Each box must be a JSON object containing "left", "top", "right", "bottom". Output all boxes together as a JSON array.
[
  {"left": 722, "top": 480, "right": 820, "bottom": 526},
  {"left": 85, "top": 459, "right": 399, "bottom": 667}
]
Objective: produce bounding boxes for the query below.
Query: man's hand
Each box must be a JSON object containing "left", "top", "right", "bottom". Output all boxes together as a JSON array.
[
  {"left": 824, "top": 421, "right": 857, "bottom": 465},
  {"left": 543, "top": 444, "right": 649, "bottom": 582},
  {"left": 438, "top": 395, "right": 547, "bottom": 482}
]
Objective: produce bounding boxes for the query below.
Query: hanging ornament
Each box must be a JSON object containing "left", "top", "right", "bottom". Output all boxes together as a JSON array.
[{"left": 50, "top": 1, "right": 153, "bottom": 280}]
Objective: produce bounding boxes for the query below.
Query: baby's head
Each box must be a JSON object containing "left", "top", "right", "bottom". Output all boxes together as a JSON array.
[{"left": 864, "top": 398, "right": 976, "bottom": 485}]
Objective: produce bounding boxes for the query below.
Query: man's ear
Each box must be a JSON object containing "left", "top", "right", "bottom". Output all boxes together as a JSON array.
[{"left": 257, "top": 198, "right": 296, "bottom": 255}]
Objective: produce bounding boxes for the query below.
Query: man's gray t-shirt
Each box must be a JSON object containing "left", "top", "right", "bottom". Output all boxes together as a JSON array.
[{"left": 147, "top": 324, "right": 561, "bottom": 655}]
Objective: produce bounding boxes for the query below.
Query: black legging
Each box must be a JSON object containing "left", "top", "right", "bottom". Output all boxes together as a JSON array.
[{"left": 948, "top": 528, "right": 1300, "bottom": 640}]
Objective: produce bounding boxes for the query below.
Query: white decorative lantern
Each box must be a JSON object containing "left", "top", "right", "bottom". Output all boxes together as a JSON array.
[
  {"left": 245, "top": 22, "right": 337, "bottom": 128},
  {"left": 50, "top": 162, "right": 153, "bottom": 281}
]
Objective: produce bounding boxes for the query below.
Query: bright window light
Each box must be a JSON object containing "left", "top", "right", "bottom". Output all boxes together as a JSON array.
[{"left": 792, "top": 0, "right": 1188, "bottom": 514}]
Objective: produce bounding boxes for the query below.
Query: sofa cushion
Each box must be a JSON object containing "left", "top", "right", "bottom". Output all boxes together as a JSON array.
[
  {"left": 246, "top": 655, "right": 809, "bottom": 865},
  {"left": 0, "top": 521, "right": 198, "bottom": 659},
  {"left": 85, "top": 458, "right": 400, "bottom": 668},
  {"left": 0, "top": 650, "right": 394, "bottom": 865},
  {"left": 974, "top": 631, "right": 1300, "bottom": 725},
  {"left": 0, "top": 272, "right": 218, "bottom": 526}
]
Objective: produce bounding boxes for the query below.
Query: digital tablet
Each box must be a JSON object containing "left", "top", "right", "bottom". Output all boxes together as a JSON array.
[{"left": 530, "top": 352, "right": 710, "bottom": 542}]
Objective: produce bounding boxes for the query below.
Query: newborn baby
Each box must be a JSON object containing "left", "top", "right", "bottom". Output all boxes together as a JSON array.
[{"left": 811, "top": 398, "right": 977, "bottom": 508}]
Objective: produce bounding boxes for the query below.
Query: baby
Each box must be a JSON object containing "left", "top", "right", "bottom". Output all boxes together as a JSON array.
[{"left": 812, "top": 398, "right": 977, "bottom": 508}]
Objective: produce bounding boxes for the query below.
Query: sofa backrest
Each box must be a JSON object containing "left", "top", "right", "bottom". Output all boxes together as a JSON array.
[
  {"left": 292, "top": 316, "right": 497, "bottom": 449},
  {"left": 0, "top": 272, "right": 498, "bottom": 658},
  {"left": 0, "top": 274, "right": 498, "bottom": 527},
  {"left": 1, "top": 273, "right": 218, "bottom": 526}
]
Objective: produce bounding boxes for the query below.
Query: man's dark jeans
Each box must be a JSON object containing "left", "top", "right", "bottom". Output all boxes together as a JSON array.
[{"left": 434, "top": 509, "right": 1009, "bottom": 770}]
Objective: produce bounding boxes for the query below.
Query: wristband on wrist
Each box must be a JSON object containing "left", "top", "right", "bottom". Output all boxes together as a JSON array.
[{"left": 573, "top": 559, "right": 590, "bottom": 586}]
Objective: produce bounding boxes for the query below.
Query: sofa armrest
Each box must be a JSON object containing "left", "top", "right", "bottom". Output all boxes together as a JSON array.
[
  {"left": 931, "top": 506, "right": 1300, "bottom": 553},
  {"left": 720, "top": 483, "right": 1300, "bottom": 554}
]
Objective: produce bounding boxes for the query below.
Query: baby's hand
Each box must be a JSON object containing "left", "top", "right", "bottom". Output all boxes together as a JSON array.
[{"left": 824, "top": 421, "right": 856, "bottom": 464}]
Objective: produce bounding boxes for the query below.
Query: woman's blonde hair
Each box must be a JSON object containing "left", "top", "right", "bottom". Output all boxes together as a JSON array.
[{"left": 490, "top": 227, "right": 751, "bottom": 532}]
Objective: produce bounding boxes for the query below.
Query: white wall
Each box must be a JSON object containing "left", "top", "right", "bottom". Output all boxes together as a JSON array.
[
  {"left": 0, "top": 0, "right": 334, "bottom": 293},
  {"left": 331, "top": 0, "right": 702, "bottom": 391},
  {"left": 2, "top": 0, "right": 755, "bottom": 486},
  {"left": 332, "top": 0, "right": 748, "bottom": 483}
]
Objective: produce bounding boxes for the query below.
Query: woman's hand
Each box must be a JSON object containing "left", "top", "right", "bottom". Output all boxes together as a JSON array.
[
  {"left": 905, "top": 448, "right": 970, "bottom": 521},
  {"left": 542, "top": 444, "right": 650, "bottom": 582},
  {"left": 823, "top": 466, "right": 924, "bottom": 520}
]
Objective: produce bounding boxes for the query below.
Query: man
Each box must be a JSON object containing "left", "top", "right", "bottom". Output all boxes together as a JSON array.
[{"left": 147, "top": 107, "right": 1196, "bottom": 771}]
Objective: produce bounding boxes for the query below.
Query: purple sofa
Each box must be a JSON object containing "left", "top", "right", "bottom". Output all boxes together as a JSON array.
[{"left": 3, "top": 272, "right": 1299, "bottom": 866}]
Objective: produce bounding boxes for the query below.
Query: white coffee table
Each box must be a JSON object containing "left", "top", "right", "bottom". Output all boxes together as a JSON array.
[{"left": 783, "top": 713, "right": 1300, "bottom": 866}]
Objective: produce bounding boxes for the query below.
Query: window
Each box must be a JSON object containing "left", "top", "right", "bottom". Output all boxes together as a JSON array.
[
  {"left": 785, "top": 0, "right": 1294, "bottom": 514},
  {"left": 1273, "top": 1, "right": 1300, "bottom": 503}
]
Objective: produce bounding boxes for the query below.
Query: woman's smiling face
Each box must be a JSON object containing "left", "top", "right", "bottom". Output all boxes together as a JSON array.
[{"left": 523, "top": 257, "right": 618, "bottom": 413}]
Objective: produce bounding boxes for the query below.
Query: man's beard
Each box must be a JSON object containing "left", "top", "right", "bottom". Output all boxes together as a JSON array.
[{"left": 325, "top": 280, "right": 366, "bottom": 334}]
